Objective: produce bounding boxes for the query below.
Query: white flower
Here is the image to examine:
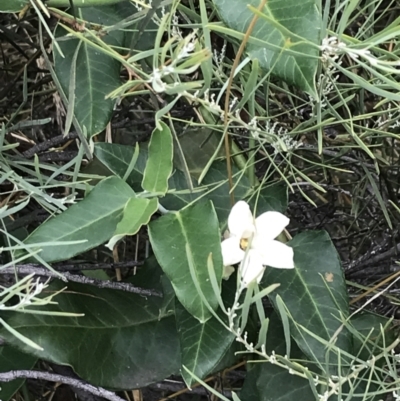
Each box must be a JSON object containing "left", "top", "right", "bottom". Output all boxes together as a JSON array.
[{"left": 221, "top": 201, "right": 294, "bottom": 286}]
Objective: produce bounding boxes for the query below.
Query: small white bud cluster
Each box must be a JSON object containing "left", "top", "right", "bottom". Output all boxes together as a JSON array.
[
  {"left": 321, "top": 36, "right": 400, "bottom": 71},
  {"left": 320, "top": 63, "right": 339, "bottom": 95},
  {"left": 317, "top": 392, "right": 330, "bottom": 401},
  {"left": 178, "top": 42, "right": 195, "bottom": 60},
  {"left": 269, "top": 350, "right": 276, "bottom": 364},
  {"left": 132, "top": 0, "right": 154, "bottom": 14},
  {"left": 149, "top": 32, "right": 199, "bottom": 93},
  {"left": 191, "top": 89, "right": 223, "bottom": 116},
  {"left": 171, "top": 13, "right": 182, "bottom": 38},
  {"left": 0, "top": 277, "right": 48, "bottom": 311},
  {"left": 271, "top": 132, "right": 302, "bottom": 155},
  {"left": 373, "top": 103, "right": 400, "bottom": 130},
  {"left": 213, "top": 40, "right": 227, "bottom": 73},
  {"left": 229, "top": 96, "right": 238, "bottom": 112},
  {"left": 320, "top": 36, "right": 347, "bottom": 62},
  {"left": 388, "top": 104, "right": 400, "bottom": 129}
]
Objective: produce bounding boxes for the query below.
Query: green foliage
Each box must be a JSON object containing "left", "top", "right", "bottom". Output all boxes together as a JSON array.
[
  {"left": 241, "top": 354, "right": 315, "bottom": 401},
  {"left": 1, "top": 0, "right": 400, "bottom": 400},
  {"left": 93, "top": 141, "right": 285, "bottom": 225},
  {"left": 21, "top": 176, "right": 135, "bottom": 262},
  {"left": 0, "top": 346, "right": 37, "bottom": 401},
  {"left": 106, "top": 197, "right": 158, "bottom": 249},
  {"left": 54, "top": 6, "right": 124, "bottom": 137},
  {"left": 1, "top": 261, "right": 180, "bottom": 389},
  {"left": 212, "top": 0, "right": 320, "bottom": 95},
  {"left": 263, "top": 230, "right": 352, "bottom": 368},
  {"left": 149, "top": 201, "right": 223, "bottom": 323},
  {"left": 93, "top": 142, "right": 148, "bottom": 190},
  {"left": 0, "top": 0, "right": 28, "bottom": 12},
  {"left": 142, "top": 122, "right": 173, "bottom": 194},
  {"left": 176, "top": 302, "right": 234, "bottom": 387}
]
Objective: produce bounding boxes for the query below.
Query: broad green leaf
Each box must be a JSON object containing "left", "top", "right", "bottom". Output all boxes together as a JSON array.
[
  {"left": 242, "top": 361, "right": 315, "bottom": 401},
  {"left": 175, "top": 302, "right": 234, "bottom": 387},
  {"left": 249, "top": 183, "right": 288, "bottom": 216},
  {"left": 241, "top": 312, "right": 314, "bottom": 401},
  {"left": 106, "top": 197, "right": 158, "bottom": 249},
  {"left": 159, "top": 161, "right": 251, "bottom": 221},
  {"left": 0, "top": 346, "right": 37, "bottom": 401},
  {"left": 199, "top": 163, "right": 250, "bottom": 225},
  {"left": 114, "top": 1, "right": 162, "bottom": 51},
  {"left": 93, "top": 142, "right": 147, "bottom": 190},
  {"left": 93, "top": 142, "right": 198, "bottom": 206},
  {"left": 212, "top": 0, "right": 320, "bottom": 95},
  {"left": 22, "top": 176, "right": 135, "bottom": 262},
  {"left": 0, "top": 0, "right": 27, "bottom": 12},
  {"left": 142, "top": 122, "right": 173, "bottom": 194},
  {"left": 239, "top": 363, "right": 260, "bottom": 401},
  {"left": 54, "top": 6, "right": 124, "bottom": 137},
  {"left": 254, "top": 314, "right": 315, "bottom": 401},
  {"left": 263, "top": 231, "right": 352, "bottom": 369},
  {"left": 173, "top": 127, "right": 225, "bottom": 180},
  {"left": 351, "top": 312, "right": 395, "bottom": 352},
  {"left": 341, "top": 313, "right": 396, "bottom": 401},
  {"left": 162, "top": 168, "right": 200, "bottom": 211},
  {"left": 149, "top": 201, "right": 223, "bottom": 322},
  {"left": 93, "top": 142, "right": 250, "bottom": 223},
  {"left": 1, "top": 261, "right": 180, "bottom": 389}
]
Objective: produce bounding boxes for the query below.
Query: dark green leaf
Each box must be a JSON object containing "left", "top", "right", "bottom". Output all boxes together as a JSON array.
[
  {"left": 263, "top": 231, "right": 352, "bottom": 369},
  {"left": 0, "top": 346, "right": 37, "bottom": 401},
  {"left": 54, "top": 6, "right": 124, "bottom": 136},
  {"left": 246, "top": 362, "right": 315, "bottom": 401},
  {"left": 240, "top": 363, "right": 262, "bottom": 401},
  {"left": 249, "top": 183, "right": 288, "bottom": 216},
  {"left": 1, "top": 261, "right": 180, "bottom": 389},
  {"left": 158, "top": 161, "right": 251, "bottom": 220},
  {"left": 149, "top": 201, "right": 223, "bottom": 322},
  {"left": 94, "top": 142, "right": 147, "bottom": 190},
  {"left": 173, "top": 127, "right": 225, "bottom": 180},
  {"left": 175, "top": 302, "right": 234, "bottom": 387},
  {"left": 114, "top": 1, "right": 163, "bottom": 51},
  {"left": 94, "top": 142, "right": 198, "bottom": 207},
  {"left": 93, "top": 143, "right": 250, "bottom": 224},
  {"left": 241, "top": 312, "right": 315, "bottom": 401},
  {"left": 341, "top": 313, "right": 397, "bottom": 401},
  {"left": 213, "top": 0, "right": 320, "bottom": 94},
  {"left": 351, "top": 312, "right": 396, "bottom": 351},
  {"left": 0, "top": 0, "right": 27, "bottom": 12},
  {"left": 200, "top": 162, "right": 250, "bottom": 225},
  {"left": 22, "top": 176, "right": 135, "bottom": 262},
  {"left": 162, "top": 169, "right": 200, "bottom": 210}
]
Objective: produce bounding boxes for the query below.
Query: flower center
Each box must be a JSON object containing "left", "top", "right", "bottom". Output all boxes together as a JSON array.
[{"left": 240, "top": 238, "right": 249, "bottom": 250}]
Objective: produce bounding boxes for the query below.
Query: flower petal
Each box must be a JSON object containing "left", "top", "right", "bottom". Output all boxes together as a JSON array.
[
  {"left": 228, "top": 201, "right": 254, "bottom": 238},
  {"left": 257, "top": 240, "right": 294, "bottom": 269},
  {"left": 255, "top": 211, "right": 290, "bottom": 240},
  {"left": 221, "top": 237, "right": 244, "bottom": 266},
  {"left": 240, "top": 249, "right": 266, "bottom": 286}
]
